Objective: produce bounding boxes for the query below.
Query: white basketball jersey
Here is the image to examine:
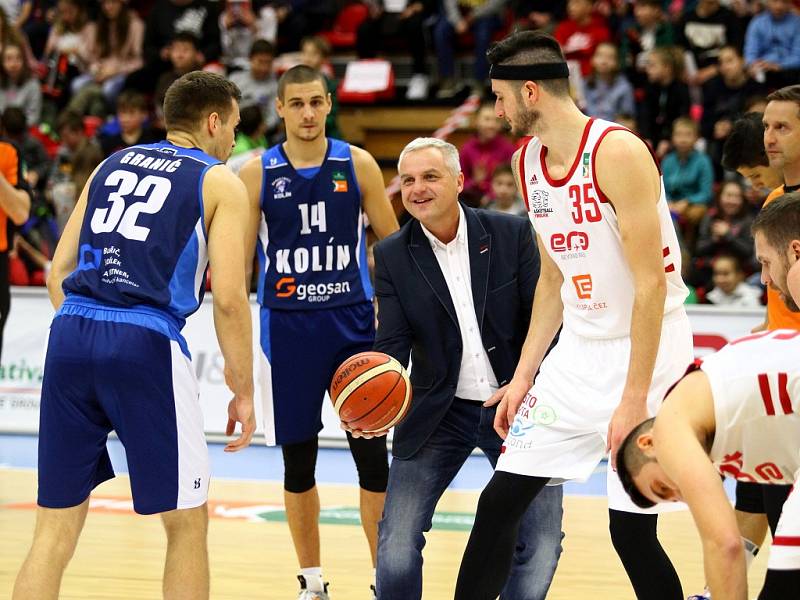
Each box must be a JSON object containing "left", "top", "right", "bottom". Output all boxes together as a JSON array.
[
  {"left": 702, "top": 329, "right": 800, "bottom": 485},
  {"left": 519, "top": 118, "right": 688, "bottom": 339}
]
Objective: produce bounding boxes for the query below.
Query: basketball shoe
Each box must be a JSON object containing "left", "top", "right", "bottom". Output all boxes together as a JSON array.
[{"left": 297, "top": 575, "right": 330, "bottom": 599}]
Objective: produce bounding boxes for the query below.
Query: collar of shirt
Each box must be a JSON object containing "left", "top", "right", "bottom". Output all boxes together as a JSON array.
[{"left": 420, "top": 204, "right": 468, "bottom": 251}]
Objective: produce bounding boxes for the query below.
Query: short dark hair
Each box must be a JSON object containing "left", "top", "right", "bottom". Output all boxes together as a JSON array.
[
  {"left": 163, "top": 71, "right": 241, "bottom": 133},
  {"left": 238, "top": 104, "right": 264, "bottom": 137},
  {"left": 712, "top": 253, "right": 743, "bottom": 273},
  {"left": 492, "top": 163, "right": 514, "bottom": 179},
  {"left": 486, "top": 31, "right": 570, "bottom": 97},
  {"left": 301, "top": 35, "right": 331, "bottom": 58},
  {"left": 752, "top": 192, "right": 800, "bottom": 253},
  {"left": 635, "top": 0, "right": 663, "bottom": 8},
  {"left": 767, "top": 84, "right": 800, "bottom": 117},
  {"left": 277, "top": 64, "right": 328, "bottom": 101},
  {"left": 250, "top": 38, "right": 275, "bottom": 58},
  {"left": 1, "top": 106, "right": 26, "bottom": 136},
  {"left": 672, "top": 116, "right": 698, "bottom": 136},
  {"left": 172, "top": 31, "right": 199, "bottom": 49},
  {"left": 56, "top": 110, "right": 85, "bottom": 134},
  {"left": 616, "top": 418, "right": 657, "bottom": 509},
  {"left": 722, "top": 113, "right": 768, "bottom": 170},
  {"left": 116, "top": 89, "right": 147, "bottom": 112}
]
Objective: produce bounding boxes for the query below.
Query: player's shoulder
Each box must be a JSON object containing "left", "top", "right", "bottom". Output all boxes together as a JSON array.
[
  {"left": 595, "top": 127, "right": 651, "bottom": 162},
  {"left": 204, "top": 163, "right": 247, "bottom": 197},
  {"left": 348, "top": 143, "right": 377, "bottom": 169}
]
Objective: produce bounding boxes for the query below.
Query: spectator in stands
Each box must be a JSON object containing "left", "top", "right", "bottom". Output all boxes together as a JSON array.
[
  {"left": 637, "top": 46, "right": 690, "bottom": 154},
  {"left": 1, "top": 0, "right": 33, "bottom": 31},
  {"left": 619, "top": 0, "right": 674, "bottom": 88},
  {"left": 356, "top": 0, "right": 436, "bottom": 101},
  {"left": 0, "top": 43, "right": 41, "bottom": 125},
  {"left": 232, "top": 104, "right": 266, "bottom": 156},
  {"left": 69, "top": 0, "right": 144, "bottom": 112},
  {"left": 98, "top": 90, "right": 158, "bottom": 157},
  {"left": 47, "top": 110, "right": 102, "bottom": 231},
  {"left": 553, "top": 0, "right": 610, "bottom": 77},
  {"left": 220, "top": 0, "right": 277, "bottom": 70},
  {"left": 705, "top": 254, "right": 763, "bottom": 306},
  {"left": 675, "top": 0, "right": 743, "bottom": 86},
  {"left": 485, "top": 163, "right": 526, "bottom": 215},
  {"left": 129, "top": 0, "right": 221, "bottom": 91},
  {"left": 743, "top": 0, "right": 800, "bottom": 88},
  {"left": 434, "top": 0, "right": 507, "bottom": 99},
  {"left": 270, "top": 0, "right": 338, "bottom": 52},
  {"left": 459, "top": 103, "right": 516, "bottom": 206},
  {"left": 701, "top": 44, "right": 766, "bottom": 177},
  {"left": 2, "top": 107, "right": 49, "bottom": 193},
  {"left": 300, "top": 35, "right": 341, "bottom": 139},
  {"left": 21, "top": 0, "right": 55, "bottom": 58},
  {"left": 42, "top": 0, "right": 90, "bottom": 109},
  {"left": 694, "top": 180, "right": 757, "bottom": 286},
  {"left": 230, "top": 39, "right": 278, "bottom": 138},
  {"left": 10, "top": 233, "right": 50, "bottom": 285},
  {"left": 153, "top": 32, "right": 202, "bottom": 127},
  {"left": 583, "top": 42, "right": 634, "bottom": 122},
  {"left": 662, "top": 117, "right": 714, "bottom": 241},
  {"left": 512, "top": 0, "right": 566, "bottom": 34}
]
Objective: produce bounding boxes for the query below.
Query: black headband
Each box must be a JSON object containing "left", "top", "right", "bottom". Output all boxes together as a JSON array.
[{"left": 489, "top": 62, "right": 569, "bottom": 81}]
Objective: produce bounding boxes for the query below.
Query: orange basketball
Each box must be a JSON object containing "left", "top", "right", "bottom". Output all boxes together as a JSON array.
[{"left": 330, "top": 351, "right": 412, "bottom": 433}]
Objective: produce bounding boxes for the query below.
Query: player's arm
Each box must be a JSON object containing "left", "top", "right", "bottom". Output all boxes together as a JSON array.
[
  {"left": 47, "top": 166, "right": 101, "bottom": 309},
  {"left": 0, "top": 151, "right": 30, "bottom": 226},
  {"left": 655, "top": 371, "right": 747, "bottom": 599},
  {"left": 596, "top": 131, "right": 667, "bottom": 466},
  {"left": 490, "top": 148, "right": 563, "bottom": 438},
  {"left": 351, "top": 145, "right": 399, "bottom": 240},
  {"left": 205, "top": 166, "right": 256, "bottom": 452},
  {"left": 237, "top": 155, "right": 264, "bottom": 290}
]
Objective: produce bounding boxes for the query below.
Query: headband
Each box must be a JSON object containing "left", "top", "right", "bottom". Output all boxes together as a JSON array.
[{"left": 489, "top": 62, "right": 569, "bottom": 81}]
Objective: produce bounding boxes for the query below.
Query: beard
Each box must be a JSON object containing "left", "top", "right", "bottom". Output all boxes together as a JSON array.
[
  {"left": 777, "top": 255, "right": 800, "bottom": 311},
  {"left": 510, "top": 108, "right": 540, "bottom": 137}
]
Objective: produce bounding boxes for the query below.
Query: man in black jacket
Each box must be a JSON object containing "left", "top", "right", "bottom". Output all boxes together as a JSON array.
[{"left": 370, "top": 138, "right": 563, "bottom": 599}]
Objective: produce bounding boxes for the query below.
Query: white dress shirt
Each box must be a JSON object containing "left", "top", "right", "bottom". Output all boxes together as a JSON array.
[{"left": 420, "top": 206, "right": 499, "bottom": 401}]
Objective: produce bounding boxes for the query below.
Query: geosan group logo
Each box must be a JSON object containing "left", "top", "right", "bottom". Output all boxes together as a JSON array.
[{"left": 274, "top": 277, "right": 352, "bottom": 303}]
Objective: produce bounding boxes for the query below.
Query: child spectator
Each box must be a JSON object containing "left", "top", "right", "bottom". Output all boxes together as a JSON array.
[
  {"left": 42, "top": 0, "right": 90, "bottom": 107},
  {"left": 553, "top": 0, "right": 610, "bottom": 77},
  {"left": 583, "top": 42, "right": 634, "bottom": 122},
  {"left": 512, "top": 0, "right": 566, "bottom": 34},
  {"left": 744, "top": 0, "right": 800, "bottom": 88},
  {"left": 98, "top": 90, "right": 158, "bottom": 157},
  {"left": 486, "top": 164, "right": 526, "bottom": 216},
  {"left": 619, "top": 0, "right": 673, "bottom": 86},
  {"left": 2, "top": 107, "right": 50, "bottom": 192},
  {"left": 675, "top": 0, "right": 743, "bottom": 86},
  {"left": 220, "top": 0, "right": 277, "bottom": 70},
  {"left": 299, "top": 35, "right": 340, "bottom": 139},
  {"left": 71, "top": 0, "right": 144, "bottom": 111},
  {"left": 459, "top": 103, "right": 516, "bottom": 205},
  {"left": 229, "top": 39, "right": 278, "bottom": 138},
  {"left": 233, "top": 104, "right": 266, "bottom": 155},
  {"left": 0, "top": 43, "right": 41, "bottom": 125},
  {"left": 637, "top": 46, "right": 690, "bottom": 154},
  {"left": 662, "top": 117, "right": 714, "bottom": 238},
  {"left": 153, "top": 32, "right": 202, "bottom": 127},
  {"left": 706, "top": 254, "right": 762, "bottom": 306},
  {"left": 693, "top": 180, "right": 756, "bottom": 286}
]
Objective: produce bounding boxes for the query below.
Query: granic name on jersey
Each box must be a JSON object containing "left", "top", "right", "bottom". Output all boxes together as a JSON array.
[
  {"left": 119, "top": 151, "right": 182, "bottom": 173},
  {"left": 274, "top": 244, "right": 350, "bottom": 274}
]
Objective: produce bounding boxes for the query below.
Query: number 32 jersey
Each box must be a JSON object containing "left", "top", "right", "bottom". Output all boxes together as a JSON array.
[
  {"left": 698, "top": 329, "right": 800, "bottom": 485},
  {"left": 519, "top": 118, "right": 687, "bottom": 339},
  {"left": 63, "top": 142, "right": 220, "bottom": 327}
]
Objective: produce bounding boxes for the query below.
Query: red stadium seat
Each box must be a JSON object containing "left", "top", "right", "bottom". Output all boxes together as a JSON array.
[{"left": 320, "top": 3, "right": 369, "bottom": 49}]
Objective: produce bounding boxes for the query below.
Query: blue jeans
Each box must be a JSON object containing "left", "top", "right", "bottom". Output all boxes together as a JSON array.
[
  {"left": 376, "top": 398, "right": 563, "bottom": 599},
  {"left": 433, "top": 14, "right": 502, "bottom": 80}
]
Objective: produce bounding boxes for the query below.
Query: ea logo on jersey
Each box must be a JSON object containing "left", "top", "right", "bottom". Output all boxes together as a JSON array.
[
  {"left": 529, "top": 190, "right": 553, "bottom": 218},
  {"left": 272, "top": 176, "right": 292, "bottom": 199}
]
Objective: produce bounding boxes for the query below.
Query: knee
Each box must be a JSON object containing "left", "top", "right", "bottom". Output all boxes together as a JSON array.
[
  {"left": 32, "top": 531, "right": 80, "bottom": 566},
  {"left": 609, "top": 510, "right": 656, "bottom": 554},
  {"left": 161, "top": 504, "right": 209, "bottom": 540},
  {"left": 350, "top": 436, "right": 388, "bottom": 493},
  {"left": 282, "top": 438, "right": 317, "bottom": 493}
]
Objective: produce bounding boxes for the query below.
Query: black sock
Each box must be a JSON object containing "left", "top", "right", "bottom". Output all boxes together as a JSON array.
[
  {"left": 454, "top": 471, "right": 548, "bottom": 599},
  {"left": 758, "top": 568, "right": 800, "bottom": 599},
  {"left": 609, "top": 509, "right": 683, "bottom": 600}
]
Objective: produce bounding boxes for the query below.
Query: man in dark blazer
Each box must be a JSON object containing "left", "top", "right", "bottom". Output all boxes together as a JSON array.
[{"left": 371, "top": 138, "right": 563, "bottom": 599}]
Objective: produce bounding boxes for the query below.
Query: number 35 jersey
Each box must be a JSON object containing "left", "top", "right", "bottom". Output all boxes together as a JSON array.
[
  {"left": 62, "top": 142, "right": 221, "bottom": 327},
  {"left": 256, "top": 138, "right": 373, "bottom": 311},
  {"left": 519, "top": 118, "right": 687, "bottom": 339}
]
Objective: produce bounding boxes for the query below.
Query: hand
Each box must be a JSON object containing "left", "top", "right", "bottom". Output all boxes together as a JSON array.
[
  {"left": 655, "top": 139, "right": 671, "bottom": 159},
  {"left": 713, "top": 119, "right": 732, "bottom": 140},
  {"left": 669, "top": 199, "right": 689, "bottom": 216},
  {"left": 751, "top": 320, "right": 768, "bottom": 333},
  {"left": 455, "top": 19, "right": 469, "bottom": 35},
  {"left": 606, "top": 398, "right": 649, "bottom": 470},
  {"left": 160, "top": 45, "right": 171, "bottom": 61},
  {"left": 400, "top": 3, "right": 421, "bottom": 19},
  {"left": 340, "top": 421, "right": 389, "bottom": 439},
  {"left": 487, "top": 378, "right": 529, "bottom": 439},
  {"left": 710, "top": 220, "right": 730, "bottom": 239},
  {"left": 224, "top": 393, "right": 255, "bottom": 452}
]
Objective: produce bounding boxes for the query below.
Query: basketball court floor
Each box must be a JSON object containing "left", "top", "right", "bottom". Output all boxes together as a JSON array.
[{"left": 0, "top": 434, "right": 768, "bottom": 599}]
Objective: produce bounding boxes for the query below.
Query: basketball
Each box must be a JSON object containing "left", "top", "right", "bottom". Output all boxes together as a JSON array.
[{"left": 329, "top": 351, "right": 412, "bottom": 432}]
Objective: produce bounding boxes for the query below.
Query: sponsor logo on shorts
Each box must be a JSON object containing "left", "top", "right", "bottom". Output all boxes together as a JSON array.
[{"left": 274, "top": 276, "right": 351, "bottom": 303}]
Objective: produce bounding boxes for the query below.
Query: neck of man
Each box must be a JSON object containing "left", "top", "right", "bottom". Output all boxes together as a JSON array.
[
  {"left": 283, "top": 134, "right": 328, "bottom": 168},
  {"left": 167, "top": 131, "right": 204, "bottom": 152},
  {"left": 784, "top": 165, "right": 800, "bottom": 188},
  {"left": 535, "top": 102, "right": 592, "bottom": 169},
  {"left": 424, "top": 204, "right": 460, "bottom": 245}
]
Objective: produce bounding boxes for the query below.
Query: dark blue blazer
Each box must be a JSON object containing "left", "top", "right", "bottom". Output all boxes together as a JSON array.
[{"left": 373, "top": 205, "right": 539, "bottom": 459}]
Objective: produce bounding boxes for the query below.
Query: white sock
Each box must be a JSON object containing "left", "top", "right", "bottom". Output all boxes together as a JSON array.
[
  {"left": 743, "top": 536, "right": 759, "bottom": 570},
  {"left": 301, "top": 567, "right": 324, "bottom": 593}
]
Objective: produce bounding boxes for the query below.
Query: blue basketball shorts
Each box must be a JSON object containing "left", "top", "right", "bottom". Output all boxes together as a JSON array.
[
  {"left": 37, "top": 303, "right": 209, "bottom": 515},
  {"left": 259, "top": 301, "right": 375, "bottom": 445}
]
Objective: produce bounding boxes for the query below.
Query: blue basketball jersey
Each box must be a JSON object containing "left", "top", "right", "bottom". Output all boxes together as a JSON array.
[
  {"left": 256, "top": 138, "right": 373, "bottom": 310},
  {"left": 62, "top": 142, "right": 221, "bottom": 328}
]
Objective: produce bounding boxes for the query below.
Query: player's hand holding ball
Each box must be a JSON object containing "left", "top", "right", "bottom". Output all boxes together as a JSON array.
[{"left": 330, "top": 352, "right": 412, "bottom": 439}]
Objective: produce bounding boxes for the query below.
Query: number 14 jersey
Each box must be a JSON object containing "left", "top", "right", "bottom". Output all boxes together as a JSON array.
[
  {"left": 62, "top": 142, "right": 220, "bottom": 328},
  {"left": 519, "top": 118, "right": 687, "bottom": 339}
]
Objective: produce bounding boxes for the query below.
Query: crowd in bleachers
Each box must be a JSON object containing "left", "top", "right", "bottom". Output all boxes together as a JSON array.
[{"left": 5, "top": 0, "right": 800, "bottom": 308}]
